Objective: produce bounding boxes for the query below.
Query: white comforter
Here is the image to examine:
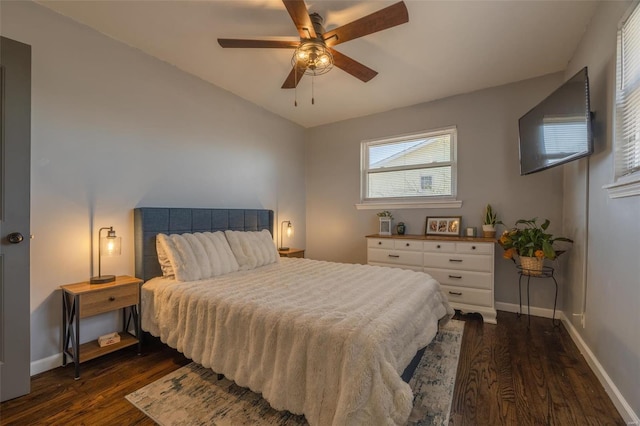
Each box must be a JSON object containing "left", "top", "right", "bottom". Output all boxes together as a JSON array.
[{"left": 142, "top": 258, "right": 453, "bottom": 426}]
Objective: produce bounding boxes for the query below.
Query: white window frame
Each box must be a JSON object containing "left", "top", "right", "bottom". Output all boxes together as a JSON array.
[
  {"left": 357, "top": 127, "right": 461, "bottom": 209},
  {"left": 605, "top": 2, "right": 640, "bottom": 198}
]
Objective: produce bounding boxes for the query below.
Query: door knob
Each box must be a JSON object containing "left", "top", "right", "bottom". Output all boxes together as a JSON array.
[{"left": 7, "top": 232, "right": 24, "bottom": 244}]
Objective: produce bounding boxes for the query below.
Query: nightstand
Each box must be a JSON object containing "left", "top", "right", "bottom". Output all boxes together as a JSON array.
[
  {"left": 278, "top": 248, "right": 305, "bottom": 258},
  {"left": 61, "top": 275, "right": 143, "bottom": 379}
]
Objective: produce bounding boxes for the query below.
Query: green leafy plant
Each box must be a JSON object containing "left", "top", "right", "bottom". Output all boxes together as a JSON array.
[
  {"left": 483, "top": 204, "right": 502, "bottom": 226},
  {"left": 376, "top": 210, "right": 393, "bottom": 220},
  {"left": 498, "top": 218, "right": 573, "bottom": 261}
]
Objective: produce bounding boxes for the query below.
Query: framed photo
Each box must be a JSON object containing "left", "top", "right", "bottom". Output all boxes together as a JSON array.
[
  {"left": 379, "top": 217, "right": 392, "bottom": 235},
  {"left": 425, "top": 216, "right": 462, "bottom": 236}
]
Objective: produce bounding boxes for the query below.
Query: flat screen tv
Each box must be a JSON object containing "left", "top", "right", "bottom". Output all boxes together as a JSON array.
[{"left": 518, "top": 67, "right": 593, "bottom": 175}]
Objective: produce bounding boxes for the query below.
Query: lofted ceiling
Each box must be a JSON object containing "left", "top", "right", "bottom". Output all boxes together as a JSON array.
[{"left": 38, "top": 1, "right": 599, "bottom": 128}]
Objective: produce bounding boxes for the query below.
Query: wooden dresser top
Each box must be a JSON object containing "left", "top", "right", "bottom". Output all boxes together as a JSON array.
[{"left": 366, "top": 234, "right": 497, "bottom": 243}]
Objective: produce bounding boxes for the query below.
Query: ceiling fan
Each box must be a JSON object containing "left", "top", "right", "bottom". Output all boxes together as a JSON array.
[{"left": 218, "top": 1, "right": 409, "bottom": 89}]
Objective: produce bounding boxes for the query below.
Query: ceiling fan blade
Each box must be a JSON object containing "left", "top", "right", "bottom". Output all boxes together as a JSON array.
[
  {"left": 218, "top": 39, "right": 300, "bottom": 49},
  {"left": 329, "top": 48, "right": 378, "bottom": 83},
  {"left": 281, "top": 66, "right": 306, "bottom": 89},
  {"left": 323, "top": 1, "right": 408, "bottom": 47},
  {"left": 282, "top": 0, "right": 317, "bottom": 39}
]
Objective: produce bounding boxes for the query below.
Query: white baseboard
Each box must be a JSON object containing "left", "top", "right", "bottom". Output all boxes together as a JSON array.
[
  {"left": 494, "top": 301, "right": 558, "bottom": 319},
  {"left": 558, "top": 312, "right": 639, "bottom": 426},
  {"left": 31, "top": 352, "right": 62, "bottom": 376}
]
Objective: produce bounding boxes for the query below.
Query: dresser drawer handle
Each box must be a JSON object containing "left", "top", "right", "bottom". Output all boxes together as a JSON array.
[
  {"left": 472, "top": 246, "right": 476, "bottom": 250},
  {"left": 378, "top": 241, "right": 382, "bottom": 245},
  {"left": 449, "top": 259, "right": 463, "bottom": 262},
  {"left": 405, "top": 243, "right": 410, "bottom": 247},
  {"left": 448, "top": 275, "right": 462, "bottom": 279},
  {"left": 388, "top": 254, "right": 400, "bottom": 258},
  {"left": 436, "top": 245, "right": 441, "bottom": 248},
  {"left": 449, "top": 291, "right": 463, "bottom": 296},
  {"left": 109, "top": 296, "right": 116, "bottom": 302}
]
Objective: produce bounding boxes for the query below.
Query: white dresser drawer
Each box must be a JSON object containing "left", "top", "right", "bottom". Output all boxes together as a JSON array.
[
  {"left": 424, "top": 252, "right": 492, "bottom": 273},
  {"left": 424, "top": 241, "right": 456, "bottom": 253},
  {"left": 456, "top": 242, "right": 493, "bottom": 255},
  {"left": 368, "top": 249, "right": 423, "bottom": 267},
  {"left": 424, "top": 268, "right": 492, "bottom": 290},
  {"left": 368, "top": 261, "right": 423, "bottom": 272},
  {"left": 394, "top": 240, "right": 423, "bottom": 251},
  {"left": 441, "top": 285, "right": 493, "bottom": 307},
  {"left": 368, "top": 239, "right": 394, "bottom": 249}
]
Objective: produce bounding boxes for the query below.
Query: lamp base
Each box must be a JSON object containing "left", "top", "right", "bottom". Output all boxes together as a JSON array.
[{"left": 90, "top": 275, "right": 116, "bottom": 284}]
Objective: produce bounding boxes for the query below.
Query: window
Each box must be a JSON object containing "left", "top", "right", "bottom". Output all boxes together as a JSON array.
[
  {"left": 361, "top": 127, "right": 457, "bottom": 202},
  {"left": 609, "top": 3, "right": 640, "bottom": 197},
  {"left": 420, "top": 175, "right": 433, "bottom": 191}
]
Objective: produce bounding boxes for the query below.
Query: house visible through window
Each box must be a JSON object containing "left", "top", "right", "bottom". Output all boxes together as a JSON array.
[
  {"left": 420, "top": 175, "right": 433, "bottom": 191},
  {"left": 361, "top": 127, "right": 457, "bottom": 202}
]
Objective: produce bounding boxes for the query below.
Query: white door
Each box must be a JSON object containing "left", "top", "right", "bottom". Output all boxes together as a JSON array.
[{"left": 0, "top": 36, "right": 31, "bottom": 402}]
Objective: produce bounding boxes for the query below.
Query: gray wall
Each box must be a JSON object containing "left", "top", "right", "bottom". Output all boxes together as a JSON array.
[
  {"left": 1, "top": 1, "right": 306, "bottom": 368},
  {"left": 306, "top": 73, "right": 568, "bottom": 309},
  {"left": 562, "top": 0, "right": 640, "bottom": 418}
]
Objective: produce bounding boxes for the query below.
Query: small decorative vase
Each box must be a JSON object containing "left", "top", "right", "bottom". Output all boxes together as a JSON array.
[
  {"left": 482, "top": 224, "right": 496, "bottom": 238},
  {"left": 397, "top": 222, "right": 405, "bottom": 235}
]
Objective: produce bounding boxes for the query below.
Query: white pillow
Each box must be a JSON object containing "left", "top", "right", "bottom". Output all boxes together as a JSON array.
[
  {"left": 156, "top": 232, "right": 239, "bottom": 281},
  {"left": 156, "top": 236, "right": 175, "bottom": 277},
  {"left": 224, "top": 229, "right": 279, "bottom": 270}
]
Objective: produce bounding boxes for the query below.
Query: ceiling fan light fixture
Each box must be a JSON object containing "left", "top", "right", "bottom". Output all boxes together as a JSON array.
[{"left": 292, "top": 40, "right": 333, "bottom": 76}]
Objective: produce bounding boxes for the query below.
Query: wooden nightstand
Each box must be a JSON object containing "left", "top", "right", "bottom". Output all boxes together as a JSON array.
[
  {"left": 278, "top": 248, "right": 305, "bottom": 258},
  {"left": 61, "top": 275, "right": 143, "bottom": 379}
]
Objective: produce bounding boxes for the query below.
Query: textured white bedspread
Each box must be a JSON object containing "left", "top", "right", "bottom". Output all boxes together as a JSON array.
[{"left": 142, "top": 258, "right": 453, "bottom": 426}]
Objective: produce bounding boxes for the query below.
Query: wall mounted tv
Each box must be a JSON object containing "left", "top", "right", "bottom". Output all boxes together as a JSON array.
[{"left": 518, "top": 67, "right": 593, "bottom": 175}]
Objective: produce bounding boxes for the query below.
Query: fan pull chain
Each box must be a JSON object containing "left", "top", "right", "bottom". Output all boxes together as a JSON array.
[
  {"left": 294, "top": 67, "right": 298, "bottom": 107},
  {"left": 312, "top": 75, "right": 315, "bottom": 105}
]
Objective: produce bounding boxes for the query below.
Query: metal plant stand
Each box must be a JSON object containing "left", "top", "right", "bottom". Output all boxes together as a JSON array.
[{"left": 517, "top": 265, "right": 560, "bottom": 328}]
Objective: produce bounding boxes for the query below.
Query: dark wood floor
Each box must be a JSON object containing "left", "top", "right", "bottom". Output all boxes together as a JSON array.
[{"left": 0, "top": 311, "right": 625, "bottom": 425}]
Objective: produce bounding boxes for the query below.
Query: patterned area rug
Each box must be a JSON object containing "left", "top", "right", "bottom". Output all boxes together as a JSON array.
[{"left": 126, "top": 319, "right": 464, "bottom": 426}]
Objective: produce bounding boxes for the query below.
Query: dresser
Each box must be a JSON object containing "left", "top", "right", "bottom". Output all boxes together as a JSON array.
[{"left": 366, "top": 234, "right": 497, "bottom": 324}]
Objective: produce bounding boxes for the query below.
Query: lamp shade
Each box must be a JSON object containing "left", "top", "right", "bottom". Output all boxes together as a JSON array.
[{"left": 100, "top": 233, "right": 121, "bottom": 257}]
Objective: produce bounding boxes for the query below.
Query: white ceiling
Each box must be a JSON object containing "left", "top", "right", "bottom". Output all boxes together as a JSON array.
[{"left": 38, "top": 0, "right": 598, "bottom": 128}]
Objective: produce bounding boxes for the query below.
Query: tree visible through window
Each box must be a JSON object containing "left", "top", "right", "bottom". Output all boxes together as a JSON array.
[{"left": 361, "top": 127, "right": 457, "bottom": 201}]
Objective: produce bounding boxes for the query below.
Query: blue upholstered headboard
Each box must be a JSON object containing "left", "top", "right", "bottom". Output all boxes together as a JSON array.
[{"left": 134, "top": 208, "right": 274, "bottom": 282}]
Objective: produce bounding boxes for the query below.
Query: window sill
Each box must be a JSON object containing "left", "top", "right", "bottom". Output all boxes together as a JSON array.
[
  {"left": 603, "top": 175, "right": 640, "bottom": 199},
  {"left": 355, "top": 200, "right": 463, "bottom": 210}
]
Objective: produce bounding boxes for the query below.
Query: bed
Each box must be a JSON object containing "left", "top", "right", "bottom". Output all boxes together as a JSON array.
[{"left": 134, "top": 207, "right": 453, "bottom": 426}]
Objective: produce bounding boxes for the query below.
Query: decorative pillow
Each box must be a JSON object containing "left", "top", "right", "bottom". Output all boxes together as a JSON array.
[
  {"left": 224, "top": 230, "right": 279, "bottom": 270},
  {"left": 156, "top": 232, "right": 239, "bottom": 282},
  {"left": 156, "top": 236, "right": 175, "bottom": 277}
]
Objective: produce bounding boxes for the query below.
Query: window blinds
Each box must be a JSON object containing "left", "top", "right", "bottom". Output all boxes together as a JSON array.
[{"left": 616, "top": 4, "right": 640, "bottom": 179}]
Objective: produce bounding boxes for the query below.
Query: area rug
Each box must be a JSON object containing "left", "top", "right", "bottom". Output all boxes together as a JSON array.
[{"left": 126, "top": 319, "right": 464, "bottom": 426}]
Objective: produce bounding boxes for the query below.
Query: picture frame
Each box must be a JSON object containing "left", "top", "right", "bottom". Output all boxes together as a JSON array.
[
  {"left": 379, "top": 217, "right": 392, "bottom": 235},
  {"left": 425, "top": 216, "right": 462, "bottom": 236}
]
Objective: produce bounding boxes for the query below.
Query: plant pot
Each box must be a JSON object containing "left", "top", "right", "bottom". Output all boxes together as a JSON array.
[
  {"left": 520, "top": 256, "right": 544, "bottom": 276},
  {"left": 482, "top": 224, "right": 496, "bottom": 238}
]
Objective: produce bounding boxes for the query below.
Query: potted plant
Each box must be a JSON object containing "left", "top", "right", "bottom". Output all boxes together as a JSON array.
[
  {"left": 497, "top": 218, "right": 573, "bottom": 275},
  {"left": 376, "top": 210, "right": 393, "bottom": 235},
  {"left": 482, "top": 204, "right": 501, "bottom": 238}
]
